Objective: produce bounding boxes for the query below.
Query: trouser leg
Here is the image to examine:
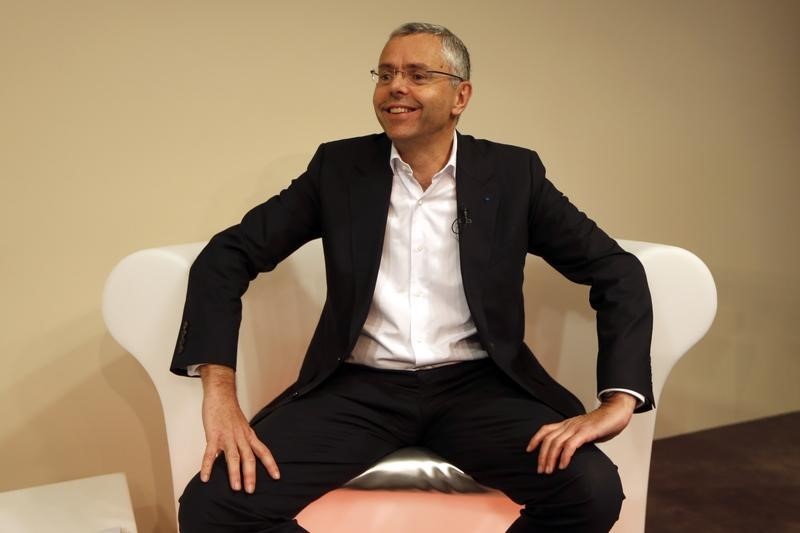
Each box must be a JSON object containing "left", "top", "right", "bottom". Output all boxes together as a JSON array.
[
  {"left": 178, "top": 364, "right": 419, "bottom": 533},
  {"left": 421, "top": 360, "right": 624, "bottom": 533}
]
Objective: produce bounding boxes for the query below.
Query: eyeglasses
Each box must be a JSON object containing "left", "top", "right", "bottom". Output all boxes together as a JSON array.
[{"left": 370, "top": 68, "right": 464, "bottom": 86}]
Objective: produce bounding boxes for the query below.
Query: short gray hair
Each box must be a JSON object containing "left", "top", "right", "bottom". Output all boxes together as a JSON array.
[{"left": 389, "top": 22, "right": 471, "bottom": 81}]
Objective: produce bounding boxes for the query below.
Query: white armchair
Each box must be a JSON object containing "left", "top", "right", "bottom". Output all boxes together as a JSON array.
[{"left": 102, "top": 239, "right": 716, "bottom": 532}]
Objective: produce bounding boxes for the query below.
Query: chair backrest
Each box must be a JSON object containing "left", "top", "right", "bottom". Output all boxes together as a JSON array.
[{"left": 102, "top": 239, "right": 716, "bottom": 532}]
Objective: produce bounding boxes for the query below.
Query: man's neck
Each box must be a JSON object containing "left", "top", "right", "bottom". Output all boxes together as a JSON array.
[{"left": 394, "top": 130, "right": 456, "bottom": 191}]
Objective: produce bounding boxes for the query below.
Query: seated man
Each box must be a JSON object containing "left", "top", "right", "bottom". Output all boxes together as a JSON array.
[{"left": 171, "top": 21, "right": 653, "bottom": 533}]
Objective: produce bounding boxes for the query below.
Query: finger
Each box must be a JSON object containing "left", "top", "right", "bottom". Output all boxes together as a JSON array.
[
  {"left": 558, "top": 435, "right": 584, "bottom": 470},
  {"left": 545, "top": 429, "right": 577, "bottom": 474},
  {"left": 250, "top": 435, "right": 281, "bottom": 480},
  {"left": 239, "top": 444, "right": 257, "bottom": 494},
  {"left": 537, "top": 426, "right": 565, "bottom": 474},
  {"left": 200, "top": 444, "right": 219, "bottom": 483},
  {"left": 551, "top": 423, "right": 597, "bottom": 473},
  {"left": 224, "top": 443, "right": 242, "bottom": 491},
  {"left": 526, "top": 423, "right": 557, "bottom": 453},
  {"left": 526, "top": 436, "right": 538, "bottom": 454}
]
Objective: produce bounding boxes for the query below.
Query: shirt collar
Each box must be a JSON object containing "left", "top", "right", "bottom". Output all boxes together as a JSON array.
[{"left": 389, "top": 131, "right": 458, "bottom": 181}]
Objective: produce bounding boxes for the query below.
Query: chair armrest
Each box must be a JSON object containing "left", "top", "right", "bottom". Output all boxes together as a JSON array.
[
  {"left": 102, "top": 242, "right": 207, "bottom": 506},
  {"left": 618, "top": 239, "right": 717, "bottom": 401}
]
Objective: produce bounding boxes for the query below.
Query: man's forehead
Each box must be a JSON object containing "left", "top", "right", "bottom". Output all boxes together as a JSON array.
[
  {"left": 377, "top": 34, "right": 446, "bottom": 67},
  {"left": 377, "top": 61, "right": 435, "bottom": 70}
]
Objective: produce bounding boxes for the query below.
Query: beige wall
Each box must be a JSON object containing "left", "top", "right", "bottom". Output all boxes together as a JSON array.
[{"left": 1, "top": 0, "right": 798, "bottom": 530}]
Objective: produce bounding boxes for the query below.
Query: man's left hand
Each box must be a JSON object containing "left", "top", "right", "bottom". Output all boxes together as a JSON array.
[{"left": 526, "top": 392, "right": 637, "bottom": 474}]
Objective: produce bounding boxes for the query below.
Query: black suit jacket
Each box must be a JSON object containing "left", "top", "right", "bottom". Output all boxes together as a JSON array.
[{"left": 171, "top": 132, "right": 654, "bottom": 423}]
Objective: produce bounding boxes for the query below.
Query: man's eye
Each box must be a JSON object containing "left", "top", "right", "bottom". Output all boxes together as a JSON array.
[
  {"left": 378, "top": 72, "right": 393, "bottom": 82},
  {"left": 411, "top": 71, "right": 429, "bottom": 82}
]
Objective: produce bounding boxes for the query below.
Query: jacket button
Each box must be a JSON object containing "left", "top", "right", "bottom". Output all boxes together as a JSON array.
[{"left": 291, "top": 391, "right": 299, "bottom": 397}]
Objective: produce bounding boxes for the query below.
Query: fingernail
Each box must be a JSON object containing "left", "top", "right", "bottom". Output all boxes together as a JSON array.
[
  {"left": 233, "top": 482, "right": 241, "bottom": 491},
  {"left": 200, "top": 474, "right": 208, "bottom": 482},
  {"left": 246, "top": 485, "right": 254, "bottom": 493}
]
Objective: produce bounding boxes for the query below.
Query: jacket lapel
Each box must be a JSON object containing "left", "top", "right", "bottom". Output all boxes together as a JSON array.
[
  {"left": 348, "top": 134, "right": 393, "bottom": 343},
  {"left": 455, "top": 133, "right": 499, "bottom": 335}
]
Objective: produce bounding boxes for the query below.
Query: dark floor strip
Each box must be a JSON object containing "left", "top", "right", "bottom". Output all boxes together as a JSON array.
[{"left": 645, "top": 411, "right": 800, "bottom": 532}]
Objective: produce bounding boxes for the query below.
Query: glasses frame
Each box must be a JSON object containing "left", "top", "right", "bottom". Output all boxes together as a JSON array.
[{"left": 370, "top": 68, "right": 465, "bottom": 86}]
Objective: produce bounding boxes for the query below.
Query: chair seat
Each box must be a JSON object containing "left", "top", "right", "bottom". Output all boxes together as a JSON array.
[{"left": 297, "top": 488, "right": 521, "bottom": 533}]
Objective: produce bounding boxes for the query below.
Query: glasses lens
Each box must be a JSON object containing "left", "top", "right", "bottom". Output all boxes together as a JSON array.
[{"left": 377, "top": 69, "right": 394, "bottom": 84}]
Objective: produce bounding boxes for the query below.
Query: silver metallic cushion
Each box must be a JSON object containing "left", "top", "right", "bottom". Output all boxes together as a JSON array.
[{"left": 344, "top": 447, "right": 490, "bottom": 493}]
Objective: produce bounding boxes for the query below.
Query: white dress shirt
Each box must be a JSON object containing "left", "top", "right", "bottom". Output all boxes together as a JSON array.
[{"left": 347, "top": 134, "right": 489, "bottom": 369}]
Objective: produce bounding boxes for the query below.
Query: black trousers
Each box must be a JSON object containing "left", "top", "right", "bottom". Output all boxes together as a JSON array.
[{"left": 179, "top": 359, "right": 624, "bottom": 532}]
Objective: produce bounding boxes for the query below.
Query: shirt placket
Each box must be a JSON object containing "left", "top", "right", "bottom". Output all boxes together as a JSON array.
[
  {"left": 403, "top": 170, "right": 447, "bottom": 367},
  {"left": 409, "top": 191, "right": 430, "bottom": 365}
]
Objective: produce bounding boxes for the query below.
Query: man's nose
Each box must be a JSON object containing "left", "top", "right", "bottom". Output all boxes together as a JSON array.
[{"left": 388, "top": 71, "right": 411, "bottom": 92}]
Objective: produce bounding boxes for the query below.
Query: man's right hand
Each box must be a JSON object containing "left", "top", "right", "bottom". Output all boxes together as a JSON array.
[{"left": 199, "top": 364, "right": 280, "bottom": 493}]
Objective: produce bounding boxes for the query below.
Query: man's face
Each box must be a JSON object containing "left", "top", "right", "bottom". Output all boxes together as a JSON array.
[{"left": 373, "top": 34, "right": 471, "bottom": 147}]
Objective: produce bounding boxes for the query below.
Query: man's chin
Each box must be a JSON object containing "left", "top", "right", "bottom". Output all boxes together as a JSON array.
[{"left": 380, "top": 124, "right": 419, "bottom": 143}]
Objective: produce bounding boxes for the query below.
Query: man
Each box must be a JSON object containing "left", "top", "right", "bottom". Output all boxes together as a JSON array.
[{"left": 172, "top": 22, "right": 653, "bottom": 533}]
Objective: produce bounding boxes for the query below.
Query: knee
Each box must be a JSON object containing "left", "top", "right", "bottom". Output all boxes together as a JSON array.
[
  {"left": 518, "top": 450, "right": 624, "bottom": 533},
  {"left": 177, "top": 473, "right": 219, "bottom": 532},
  {"left": 178, "top": 470, "right": 245, "bottom": 533},
  {"left": 578, "top": 455, "right": 624, "bottom": 528},
  {"left": 559, "top": 450, "right": 624, "bottom": 532},
  {"left": 177, "top": 467, "right": 304, "bottom": 533}
]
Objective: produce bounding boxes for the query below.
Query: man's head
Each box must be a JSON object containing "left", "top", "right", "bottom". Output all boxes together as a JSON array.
[
  {"left": 373, "top": 22, "right": 472, "bottom": 150},
  {"left": 389, "top": 22, "right": 471, "bottom": 82}
]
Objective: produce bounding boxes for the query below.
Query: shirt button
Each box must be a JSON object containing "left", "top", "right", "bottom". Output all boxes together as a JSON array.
[
  {"left": 416, "top": 246, "right": 423, "bottom": 252},
  {"left": 417, "top": 199, "right": 423, "bottom": 206}
]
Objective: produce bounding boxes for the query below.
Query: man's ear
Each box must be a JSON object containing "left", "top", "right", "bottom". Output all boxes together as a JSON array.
[{"left": 451, "top": 81, "right": 473, "bottom": 119}]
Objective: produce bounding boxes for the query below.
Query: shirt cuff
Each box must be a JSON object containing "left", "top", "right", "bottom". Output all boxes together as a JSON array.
[
  {"left": 186, "top": 364, "right": 205, "bottom": 377},
  {"left": 597, "top": 388, "right": 645, "bottom": 409}
]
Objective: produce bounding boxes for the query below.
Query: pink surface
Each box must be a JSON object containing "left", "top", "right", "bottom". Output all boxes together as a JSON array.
[{"left": 296, "top": 489, "right": 521, "bottom": 532}]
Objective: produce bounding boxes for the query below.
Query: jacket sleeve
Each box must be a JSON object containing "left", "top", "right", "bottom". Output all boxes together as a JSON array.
[
  {"left": 170, "top": 144, "right": 326, "bottom": 375},
  {"left": 526, "top": 152, "right": 654, "bottom": 412}
]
